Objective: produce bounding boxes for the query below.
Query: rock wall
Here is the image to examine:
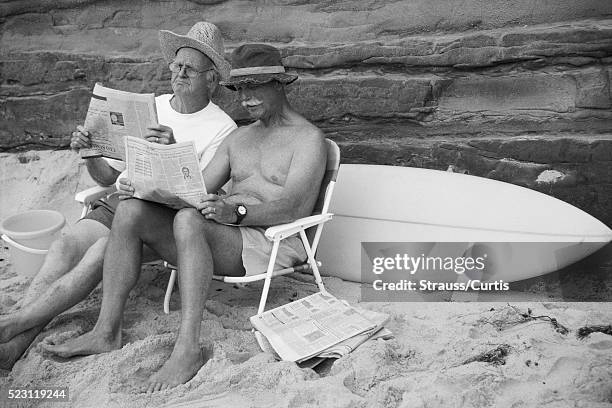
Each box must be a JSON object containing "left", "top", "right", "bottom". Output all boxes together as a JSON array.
[{"left": 1, "top": 0, "right": 611, "bottom": 225}]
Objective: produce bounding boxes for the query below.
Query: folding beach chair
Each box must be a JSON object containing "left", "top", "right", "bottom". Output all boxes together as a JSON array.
[
  {"left": 75, "top": 185, "right": 117, "bottom": 219},
  {"left": 163, "top": 138, "right": 341, "bottom": 315},
  {"left": 75, "top": 138, "right": 341, "bottom": 317}
]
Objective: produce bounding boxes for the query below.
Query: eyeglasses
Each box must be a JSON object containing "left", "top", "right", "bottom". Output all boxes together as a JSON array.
[{"left": 168, "top": 62, "right": 214, "bottom": 77}]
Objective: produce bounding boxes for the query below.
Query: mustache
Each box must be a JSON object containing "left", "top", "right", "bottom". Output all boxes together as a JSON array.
[{"left": 241, "top": 99, "right": 263, "bottom": 108}]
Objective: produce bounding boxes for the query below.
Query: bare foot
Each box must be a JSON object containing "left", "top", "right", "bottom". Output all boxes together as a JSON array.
[
  {"left": 0, "top": 327, "right": 42, "bottom": 370},
  {"left": 142, "top": 343, "right": 204, "bottom": 393},
  {"left": 41, "top": 330, "right": 121, "bottom": 358},
  {"left": 0, "top": 315, "right": 23, "bottom": 343}
]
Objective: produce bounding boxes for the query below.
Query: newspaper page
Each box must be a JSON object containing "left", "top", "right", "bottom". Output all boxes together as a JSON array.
[
  {"left": 317, "top": 309, "right": 392, "bottom": 358},
  {"left": 250, "top": 292, "right": 381, "bottom": 362},
  {"left": 80, "top": 83, "right": 158, "bottom": 160},
  {"left": 297, "top": 310, "right": 393, "bottom": 368},
  {"left": 298, "top": 327, "right": 394, "bottom": 369},
  {"left": 125, "top": 136, "right": 207, "bottom": 209}
]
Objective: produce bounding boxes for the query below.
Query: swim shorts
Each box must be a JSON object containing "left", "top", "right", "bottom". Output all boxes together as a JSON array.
[
  {"left": 79, "top": 197, "right": 119, "bottom": 229},
  {"left": 239, "top": 227, "right": 307, "bottom": 277}
]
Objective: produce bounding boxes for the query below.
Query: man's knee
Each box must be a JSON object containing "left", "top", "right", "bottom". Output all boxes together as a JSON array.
[
  {"left": 113, "top": 199, "right": 150, "bottom": 230},
  {"left": 174, "top": 208, "right": 213, "bottom": 239},
  {"left": 49, "top": 232, "right": 85, "bottom": 260}
]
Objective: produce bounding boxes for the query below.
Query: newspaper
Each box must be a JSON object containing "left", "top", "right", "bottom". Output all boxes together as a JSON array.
[
  {"left": 317, "top": 310, "right": 392, "bottom": 359},
  {"left": 80, "top": 83, "right": 158, "bottom": 160},
  {"left": 250, "top": 292, "right": 390, "bottom": 362},
  {"left": 125, "top": 136, "right": 207, "bottom": 209},
  {"left": 297, "top": 327, "right": 394, "bottom": 369}
]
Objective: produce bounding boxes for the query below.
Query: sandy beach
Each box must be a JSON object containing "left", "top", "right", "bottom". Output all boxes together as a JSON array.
[
  {"left": 1, "top": 150, "right": 611, "bottom": 408},
  {"left": 2, "top": 0, "right": 612, "bottom": 405}
]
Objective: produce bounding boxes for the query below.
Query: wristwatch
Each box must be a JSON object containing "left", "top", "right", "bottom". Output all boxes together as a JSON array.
[{"left": 234, "top": 204, "right": 247, "bottom": 224}]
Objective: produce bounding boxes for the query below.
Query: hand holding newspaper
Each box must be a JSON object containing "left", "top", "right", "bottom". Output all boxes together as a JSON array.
[
  {"left": 250, "top": 292, "right": 391, "bottom": 363},
  {"left": 80, "top": 83, "right": 158, "bottom": 160},
  {"left": 124, "top": 136, "right": 207, "bottom": 209}
]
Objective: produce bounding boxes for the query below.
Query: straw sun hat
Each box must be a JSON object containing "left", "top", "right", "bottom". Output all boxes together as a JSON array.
[{"left": 159, "top": 22, "right": 231, "bottom": 80}]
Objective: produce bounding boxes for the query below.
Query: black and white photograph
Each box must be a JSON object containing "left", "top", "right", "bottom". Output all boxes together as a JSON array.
[{"left": 1, "top": 1, "right": 611, "bottom": 407}]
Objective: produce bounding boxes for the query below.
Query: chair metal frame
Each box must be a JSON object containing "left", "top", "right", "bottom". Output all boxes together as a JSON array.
[
  {"left": 75, "top": 184, "right": 117, "bottom": 219},
  {"left": 164, "top": 138, "right": 340, "bottom": 315}
]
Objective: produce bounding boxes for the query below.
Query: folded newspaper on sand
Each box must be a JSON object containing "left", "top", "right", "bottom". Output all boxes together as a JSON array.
[
  {"left": 250, "top": 292, "right": 392, "bottom": 363},
  {"left": 125, "top": 136, "right": 207, "bottom": 209},
  {"left": 80, "top": 83, "right": 158, "bottom": 160},
  {"left": 297, "top": 326, "right": 394, "bottom": 369}
]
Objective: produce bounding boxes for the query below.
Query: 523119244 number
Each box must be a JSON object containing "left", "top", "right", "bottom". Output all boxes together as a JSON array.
[{"left": 5, "top": 387, "right": 69, "bottom": 402}]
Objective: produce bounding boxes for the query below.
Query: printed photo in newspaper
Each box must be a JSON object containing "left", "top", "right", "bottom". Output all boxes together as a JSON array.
[
  {"left": 80, "top": 83, "right": 158, "bottom": 160},
  {"left": 124, "top": 136, "right": 207, "bottom": 209},
  {"left": 250, "top": 292, "right": 389, "bottom": 362}
]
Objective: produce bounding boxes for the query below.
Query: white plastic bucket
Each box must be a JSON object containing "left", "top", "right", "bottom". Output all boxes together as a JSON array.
[{"left": 1, "top": 210, "right": 65, "bottom": 279}]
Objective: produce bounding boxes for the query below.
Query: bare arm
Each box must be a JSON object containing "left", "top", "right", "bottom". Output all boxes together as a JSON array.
[
  {"left": 201, "top": 130, "right": 235, "bottom": 193},
  {"left": 85, "top": 158, "right": 121, "bottom": 187},
  {"left": 70, "top": 126, "right": 121, "bottom": 186}
]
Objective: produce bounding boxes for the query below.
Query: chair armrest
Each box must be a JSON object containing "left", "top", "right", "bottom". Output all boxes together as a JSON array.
[
  {"left": 75, "top": 185, "right": 117, "bottom": 205},
  {"left": 265, "top": 213, "right": 333, "bottom": 240}
]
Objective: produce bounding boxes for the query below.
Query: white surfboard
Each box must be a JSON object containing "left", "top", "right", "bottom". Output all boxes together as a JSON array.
[{"left": 318, "top": 164, "right": 612, "bottom": 283}]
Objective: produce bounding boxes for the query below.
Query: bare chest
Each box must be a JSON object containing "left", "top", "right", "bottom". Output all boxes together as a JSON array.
[{"left": 230, "top": 134, "right": 295, "bottom": 186}]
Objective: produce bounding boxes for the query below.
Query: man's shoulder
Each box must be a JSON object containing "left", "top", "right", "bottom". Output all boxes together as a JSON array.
[
  {"left": 221, "top": 125, "right": 250, "bottom": 146},
  {"left": 227, "top": 124, "right": 250, "bottom": 137},
  {"left": 301, "top": 123, "right": 325, "bottom": 139},
  {"left": 155, "top": 95, "right": 236, "bottom": 127},
  {"left": 203, "top": 102, "right": 237, "bottom": 126},
  {"left": 287, "top": 112, "right": 323, "bottom": 136},
  {"left": 290, "top": 119, "right": 325, "bottom": 148},
  {"left": 225, "top": 117, "right": 324, "bottom": 147},
  {"left": 155, "top": 94, "right": 172, "bottom": 103}
]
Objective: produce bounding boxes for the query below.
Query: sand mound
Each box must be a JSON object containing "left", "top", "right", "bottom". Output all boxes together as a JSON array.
[{"left": 2, "top": 267, "right": 611, "bottom": 408}]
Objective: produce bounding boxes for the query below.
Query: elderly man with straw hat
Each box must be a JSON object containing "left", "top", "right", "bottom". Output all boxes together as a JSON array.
[
  {"left": 0, "top": 22, "right": 235, "bottom": 370},
  {"left": 43, "top": 43, "right": 327, "bottom": 393}
]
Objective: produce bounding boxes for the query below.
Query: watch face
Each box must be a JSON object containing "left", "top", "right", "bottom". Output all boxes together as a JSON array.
[{"left": 237, "top": 205, "right": 247, "bottom": 216}]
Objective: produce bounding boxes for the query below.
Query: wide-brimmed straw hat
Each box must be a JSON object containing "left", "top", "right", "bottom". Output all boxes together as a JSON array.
[
  {"left": 220, "top": 44, "right": 297, "bottom": 91},
  {"left": 159, "top": 22, "right": 230, "bottom": 80}
]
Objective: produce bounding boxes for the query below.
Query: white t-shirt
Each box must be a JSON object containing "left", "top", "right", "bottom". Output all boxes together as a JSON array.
[{"left": 105, "top": 94, "right": 236, "bottom": 172}]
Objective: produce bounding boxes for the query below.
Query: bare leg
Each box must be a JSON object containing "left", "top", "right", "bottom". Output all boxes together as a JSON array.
[
  {"left": 144, "top": 208, "right": 245, "bottom": 393},
  {"left": 0, "top": 237, "right": 108, "bottom": 368},
  {"left": 1, "top": 220, "right": 108, "bottom": 342},
  {"left": 17, "top": 220, "right": 109, "bottom": 309},
  {"left": 0, "top": 237, "right": 108, "bottom": 342},
  {"left": 0, "top": 220, "right": 108, "bottom": 370},
  {"left": 42, "top": 200, "right": 178, "bottom": 358}
]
